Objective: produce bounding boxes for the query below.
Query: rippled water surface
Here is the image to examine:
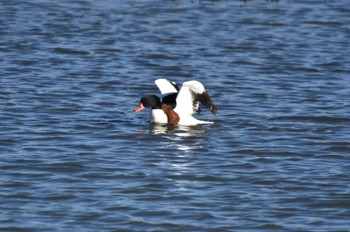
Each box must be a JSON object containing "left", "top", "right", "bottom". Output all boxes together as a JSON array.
[{"left": 1, "top": 0, "right": 350, "bottom": 231}]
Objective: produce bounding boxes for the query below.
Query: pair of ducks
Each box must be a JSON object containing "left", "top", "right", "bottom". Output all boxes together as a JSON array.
[{"left": 134, "top": 79, "right": 217, "bottom": 126}]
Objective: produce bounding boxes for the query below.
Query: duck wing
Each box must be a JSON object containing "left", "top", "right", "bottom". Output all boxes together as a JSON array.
[
  {"left": 174, "top": 80, "right": 217, "bottom": 115},
  {"left": 154, "top": 79, "right": 179, "bottom": 95},
  {"left": 155, "top": 78, "right": 180, "bottom": 108}
]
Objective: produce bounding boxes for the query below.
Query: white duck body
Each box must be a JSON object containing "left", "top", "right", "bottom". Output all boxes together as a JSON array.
[
  {"left": 177, "top": 114, "right": 214, "bottom": 126},
  {"left": 150, "top": 109, "right": 168, "bottom": 124}
]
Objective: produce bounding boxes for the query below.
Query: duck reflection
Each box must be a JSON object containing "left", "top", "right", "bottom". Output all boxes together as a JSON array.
[
  {"left": 149, "top": 123, "right": 207, "bottom": 137},
  {"left": 149, "top": 123, "right": 211, "bottom": 152},
  {"left": 149, "top": 123, "right": 177, "bottom": 134},
  {"left": 147, "top": 123, "right": 213, "bottom": 193}
]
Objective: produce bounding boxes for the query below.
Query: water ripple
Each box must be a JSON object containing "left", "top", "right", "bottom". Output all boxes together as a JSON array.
[{"left": 1, "top": 0, "right": 350, "bottom": 231}]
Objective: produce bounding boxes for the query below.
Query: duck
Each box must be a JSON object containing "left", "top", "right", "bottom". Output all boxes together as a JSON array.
[{"left": 134, "top": 79, "right": 217, "bottom": 126}]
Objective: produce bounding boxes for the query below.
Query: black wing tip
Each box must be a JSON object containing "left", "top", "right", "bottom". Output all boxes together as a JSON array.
[
  {"left": 169, "top": 80, "right": 180, "bottom": 91},
  {"left": 192, "top": 90, "right": 217, "bottom": 115},
  {"left": 210, "top": 104, "right": 217, "bottom": 115}
]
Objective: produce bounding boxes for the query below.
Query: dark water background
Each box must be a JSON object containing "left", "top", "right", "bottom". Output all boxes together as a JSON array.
[{"left": 1, "top": 0, "right": 350, "bottom": 231}]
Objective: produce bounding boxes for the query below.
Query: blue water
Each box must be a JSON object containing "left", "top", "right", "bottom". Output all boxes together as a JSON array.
[{"left": 1, "top": 0, "right": 350, "bottom": 231}]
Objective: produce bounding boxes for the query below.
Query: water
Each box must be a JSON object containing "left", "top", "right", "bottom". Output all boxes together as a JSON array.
[{"left": 1, "top": 0, "right": 350, "bottom": 231}]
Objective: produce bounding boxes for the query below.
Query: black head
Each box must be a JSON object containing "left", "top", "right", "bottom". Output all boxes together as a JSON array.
[{"left": 140, "top": 95, "right": 162, "bottom": 109}]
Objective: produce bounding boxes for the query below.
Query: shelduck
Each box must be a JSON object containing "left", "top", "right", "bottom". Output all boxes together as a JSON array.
[{"left": 134, "top": 79, "right": 217, "bottom": 126}]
